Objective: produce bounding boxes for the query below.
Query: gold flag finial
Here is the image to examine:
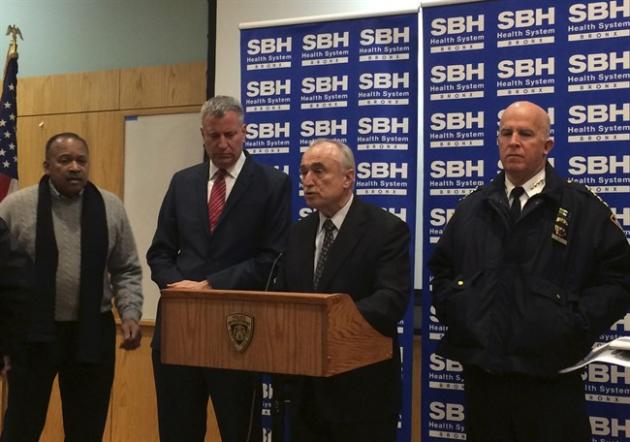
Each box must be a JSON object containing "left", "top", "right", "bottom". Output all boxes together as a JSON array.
[{"left": 5, "top": 25, "right": 23, "bottom": 57}]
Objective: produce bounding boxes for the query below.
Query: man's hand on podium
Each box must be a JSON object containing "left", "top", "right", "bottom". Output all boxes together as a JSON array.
[{"left": 167, "top": 280, "right": 210, "bottom": 290}]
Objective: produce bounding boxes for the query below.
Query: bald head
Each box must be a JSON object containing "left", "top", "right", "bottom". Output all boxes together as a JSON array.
[
  {"left": 501, "top": 101, "right": 551, "bottom": 138},
  {"left": 497, "top": 101, "right": 554, "bottom": 186}
]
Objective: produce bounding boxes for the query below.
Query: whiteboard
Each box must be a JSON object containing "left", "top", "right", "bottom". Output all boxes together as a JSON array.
[{"left": 123, "top": 113, "right": 203, "bottom": 320}]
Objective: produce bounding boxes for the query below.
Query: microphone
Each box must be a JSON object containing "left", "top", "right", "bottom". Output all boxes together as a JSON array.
[{"left": 264, "top": 252, "right": 284, "bottom": 291}]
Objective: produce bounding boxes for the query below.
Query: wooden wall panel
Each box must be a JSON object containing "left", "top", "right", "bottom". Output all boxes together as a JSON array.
[
  {"left": 39, "top": 378, "right": 63, "bottom": 441},
  {"left": 119, "top": 62, "right": 206, "bottom": 110},
  {"left": 17, "top": 70, "right": 120, "bottom": 116},
  {"left": 110, "top": 324, "right": 158, "bottom": 442},
  {"left": 16, "top": 112, "right": 124, "bottom": 197},
  {"left": 81, "top": 112, "right": 125, "bottom": 197},
  {"left": 108, "top": 324, "right": 221, "bottom": 442}
]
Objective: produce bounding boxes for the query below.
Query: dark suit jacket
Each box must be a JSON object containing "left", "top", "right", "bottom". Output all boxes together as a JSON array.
[
  {"left": 276, "top": 197, "right": 410, "bottom": 422},
  {"left": 147, "top": 155, "right": 291, "bottom": 349}
]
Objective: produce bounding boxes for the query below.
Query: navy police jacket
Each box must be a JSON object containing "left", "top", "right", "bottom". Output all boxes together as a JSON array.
[{"left": 428, "top": 163, "right": 630, "bottom": 377}]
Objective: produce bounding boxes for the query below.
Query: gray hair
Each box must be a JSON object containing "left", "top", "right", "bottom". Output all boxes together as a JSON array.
[
  {"left": 309, "top": 138, "right": 355, "bottom": 170},
  {"left": 200, "top": 96, "right": 244, "bottom": 123}
]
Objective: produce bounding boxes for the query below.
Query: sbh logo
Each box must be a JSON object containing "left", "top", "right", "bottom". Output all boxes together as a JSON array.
[
  {"left": 246, "top": 80, "right": 291, "bottom": 97},
  {"left": 429, "top": 305, "right": 440, "bottom": 323},
  {"left": 431, "top": 63, "right": 484, "bottom": 83},
  {"left": 247, "top": 37, "right": 292, "bottom": 55},
  {"left": 246, "top": 122, "right": 290, "bottom": 139},
  {"left": 583, "top": 363, "right": 630, "bottom": 384},
  {"left": 301, "top": 75, "right": 348, "bottom": 93},
  {"left": 611, "top": 313, "right": 630, "bottom": 333},
  {"left": 430, "top": 160, "right": 484, "bottom": 179},
  {"left": 358, "top": 117, "right": 409, "bottom": 134},
  {"left": 568, "top": 103, "right": 629, "bottom": 124},
  {"left": 275, "top": 165, "right": 290, "bottom": 175},
  {"left": 356, "top": 162, "right": 408, "bottom": 179},
  {"left": 302, "top": 32, "right": 349, "bottom": 50},
  {"left": 360, "top": 27, "right": 410, "bottom": 45},
  {"left": 298, "top": 207, "right": 315, "bottom": 219},
  {"left": 429, "top": 402, "right": 465, "bottom": 422},
  {"left": 569, "top": 51, "right": 629, "bottom": 73},
  {"left": 611, "top": 207, "right": 630, "bottom": 226},
  {"left": 385, "top": 208, "right": 407, "bottom": 222},
  {"left": 590, "top": 417, "right": 630, "bottom": 438},
  {"left": 568, "top": 155, "right": 630, "bottom": 175},
  {"left": 430, "top": 15, "right": 484, "bottom": 36},
  {"left": 569, "top": 0, "right": 630, "bottom": 23},
  {"left": 431, "top": 112, "right": 484, "bottom": 131},
  {"left": 497, "top": 7, "right": 555, "bottom": 29},
  {"left": 263, "top": 428, "right": 272, "bottom": 442},
  {"left": 300, "top": 120, "right": 347, "bottom": 137},
  {"left": 497, "top": 57, "right": 555, "bottom": 78},
  {"left": 359, "top": 72, "right": 409, "bottom": 90},
  {"left": 430, "top": 208, "right": 456, "bottom": 227},
  {"left": 261, "top": 382, "right": 273, "bottom": 400},
  {"left": 429, "top": 353, "right": 463, "bottom": 372}
]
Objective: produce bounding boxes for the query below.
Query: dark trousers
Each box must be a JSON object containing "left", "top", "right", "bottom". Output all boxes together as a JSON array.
[
  {"left": 0, "top": 312, "right": 116, "bottom": 442},
  {"left": 290, "top": 380, "right": 397, "bottom": 442},
  {"left": 152, "top": 350, "right": 261, "bottom": 442},
  {"left": 463, "top": 366, "right": 591, "bottom": 442}
]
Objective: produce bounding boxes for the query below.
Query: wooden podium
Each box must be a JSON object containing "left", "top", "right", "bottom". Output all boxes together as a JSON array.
[{"left": 160, "top": 288, "right": 392, "bottom": 377}]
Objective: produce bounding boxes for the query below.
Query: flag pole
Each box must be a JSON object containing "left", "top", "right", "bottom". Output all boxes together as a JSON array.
[
  {"left": 4, "top": 25, "right": 22, "bottom": 76},
  {"left": 0, "top": 25, "right": 21, "bottom": 201}
]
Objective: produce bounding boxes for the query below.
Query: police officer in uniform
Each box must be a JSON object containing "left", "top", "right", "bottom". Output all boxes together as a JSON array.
[{"left": 429, "top": 101, "right": 630, "bottom": 442}]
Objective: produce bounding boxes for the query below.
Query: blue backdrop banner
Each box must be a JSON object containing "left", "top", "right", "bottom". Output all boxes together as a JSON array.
[
  {"left": 241, "top": 11, "right": 418, "bottom": 442},
  {"left": 421, "top": 0, "right": 629, "bottom": 441}
]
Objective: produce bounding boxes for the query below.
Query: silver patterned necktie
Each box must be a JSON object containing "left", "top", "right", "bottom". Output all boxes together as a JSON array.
[{"left": 313, "top": 219, "right": 336, "bottom": 290}]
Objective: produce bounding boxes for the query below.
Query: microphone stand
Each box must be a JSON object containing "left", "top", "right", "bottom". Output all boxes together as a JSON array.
[
  {"left": 247, "top": 252, "right": 284, "bottom": 442},
  {"left": 261, "top": 253, "right": 295, "bottom": 442}
]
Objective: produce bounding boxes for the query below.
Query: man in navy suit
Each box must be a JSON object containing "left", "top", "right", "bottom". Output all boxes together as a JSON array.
[
  {"left": 276, "top": 139, "right": 410, "bottom": 442},
  {"left": 147, "top": 96, "right": 291, "bottom": 442}
]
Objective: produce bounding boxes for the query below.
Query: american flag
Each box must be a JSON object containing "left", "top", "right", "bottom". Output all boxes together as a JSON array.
[{"left": 0, "top": 52, "right": 18, "bottom": 202}]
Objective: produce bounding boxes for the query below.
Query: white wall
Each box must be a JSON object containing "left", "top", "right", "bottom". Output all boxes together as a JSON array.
[{"left": 124, "top": 113, "right": 204, "bottom": 320}]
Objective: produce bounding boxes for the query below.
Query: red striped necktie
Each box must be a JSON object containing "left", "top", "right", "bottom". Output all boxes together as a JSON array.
[{"left": 208, "top": 169, "right": 226, "bottom": 232}]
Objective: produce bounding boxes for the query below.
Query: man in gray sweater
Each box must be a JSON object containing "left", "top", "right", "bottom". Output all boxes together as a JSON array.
[{"left": 0, "top": 132, "right": 143, "bottom": 442}]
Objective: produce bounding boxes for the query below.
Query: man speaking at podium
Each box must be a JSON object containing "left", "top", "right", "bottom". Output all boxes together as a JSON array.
[
  {"left": 276, "top": 139, "right": 410, "bottom": 442},
  {"left": 147, "top": 96, "right": 291, "bottom": 442}
]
